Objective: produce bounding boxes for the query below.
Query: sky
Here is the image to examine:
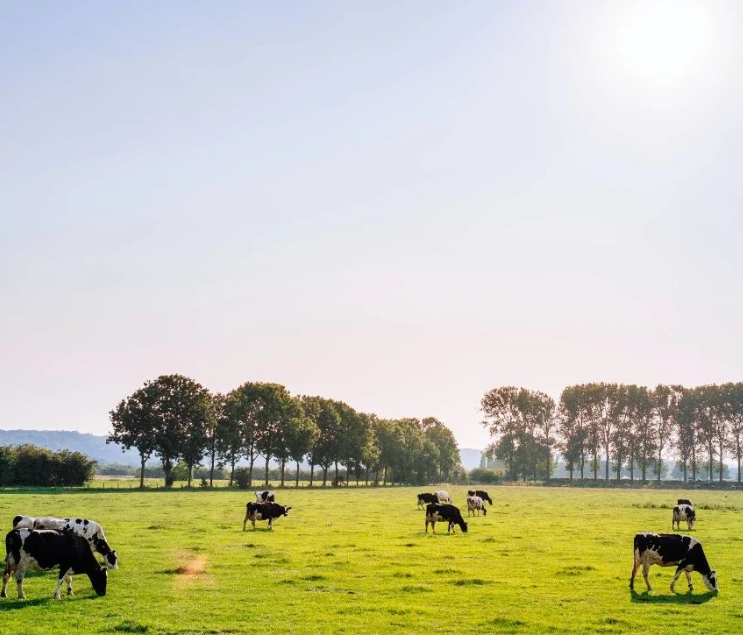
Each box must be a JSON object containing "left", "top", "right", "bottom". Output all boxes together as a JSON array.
[{"left": 1, "top": 1, "right": 742, "bottom": 449}]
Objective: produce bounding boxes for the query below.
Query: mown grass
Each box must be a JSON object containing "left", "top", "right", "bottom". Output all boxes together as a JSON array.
[{"left": 0, "top": 486, "right": 741, "bottom": 634}]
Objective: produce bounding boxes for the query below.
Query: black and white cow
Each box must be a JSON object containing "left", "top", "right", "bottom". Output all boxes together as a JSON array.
[
  {"left": 677, "top": 498, "right": 693, "bottom": 506},
  {"left": 467, "top": 490, "right": 493, "bottom": 505},
  {"left": 2, "top": 529, "right": 107, "bottom": 599},
  {"left": 255, "top": 490, "right": 276, "bottom": 503},
  {"left": 425, "top": 504, "right": 468, "bottom": 534},
  {"left": 433, "top": 490, "right": 451, "bottom": 504},
  {"left": 466, "top": 496, "right": 487, "bottom": 517},
  {"left": 243, "top": 502, "right": 291, "bottom": 530},
  {"left": 12, "top": 516, "right": 118, "bottom": 569},
  {"left": 672, "top": 504, "right": 696, "bottom": 531},
  {"left": 630, "top": 532, "right": 718, "bottom": 593},
  {"left": 417, "top": 493, "right": 438, "bottom": 509}
]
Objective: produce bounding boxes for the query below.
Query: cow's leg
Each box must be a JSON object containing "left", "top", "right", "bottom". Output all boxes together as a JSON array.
[
  {"left": 65, "top": 571, "right": 74, "bottom": 595},
  {"left": 1, "top": 562, "right": 12, "bottom": 598},
  {"left": 54, "top": 567, "right": 72, "bottom": 599},
  {"left": 684, "top": 570, "right": 693, "bottom": 591},
  {"left": 251, "top": 517, "right": 256, "bottom": 529},
  {"left": 243, "top": 509, "right": 249, "bottom": 531},
  {"left": 670, "top": 566, "right": 684, "bottom": 592},
  {"left": 15, "top": 568, "right": 25, "bottom": 599},
  {"left": 268, "top": 518, "right": 273, "bottom": 530},
  {"left": 642, "top": 563, "right": 653, "bottom": 591},
  {"left": 630, "top": 559, "right": 639, "bottom": 590}
]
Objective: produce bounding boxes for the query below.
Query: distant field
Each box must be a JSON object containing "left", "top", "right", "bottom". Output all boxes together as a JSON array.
[{"left": 0, "top": 487, "right": 741, "bottom": 634}]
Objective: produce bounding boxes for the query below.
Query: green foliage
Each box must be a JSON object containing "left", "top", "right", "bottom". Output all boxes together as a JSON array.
[{"left": 0, "top": 444, "right": 95, "bottom": 486}]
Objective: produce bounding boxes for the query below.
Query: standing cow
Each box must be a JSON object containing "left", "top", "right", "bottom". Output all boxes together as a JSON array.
[
  {"left": 467, "top": 490, "right": 493, "bottom": 505},
  {"left": 425, "top": 504, "right": 468, "bottom": 534},
  {"left": 433, "top": 490, "right": 452, "bottom": 504},
  {"left": 630, "top": 532, "right": 718, "bottom": 593},
  {"left": 417, "top": 493, "right": 438, "bottom": 509},
  {"left": 466, "top": 495, "right": 487, "bottom": 517},
  {"left": 255, "top": 491, "right": 276, "bottom": 503},
  {"left": 672, "top": 504, "right": 696, "bottom": 531},
  {"left": 12, "top": 516, "right": 118, "bottom": 569},
  {"left": 2, "top": 529, "right": 107, "bottom": 599},
  {"left": 243, "top": 502, "right": 291, "bottom": 530}
]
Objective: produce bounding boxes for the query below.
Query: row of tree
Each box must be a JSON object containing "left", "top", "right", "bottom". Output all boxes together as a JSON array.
[
  {"left": 109, "top": 375, "right": 462, "bottom": 488},
  {"left": 482, "top": 383, "right": 743, "bottom": 483},
  {"left": 0, "top": 444, "right": 96, "bottom": 487}
]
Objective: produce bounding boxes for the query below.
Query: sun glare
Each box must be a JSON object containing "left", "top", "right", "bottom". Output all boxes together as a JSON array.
[{"left": 613, "top": 0, "right": 713, "bottom": 85}]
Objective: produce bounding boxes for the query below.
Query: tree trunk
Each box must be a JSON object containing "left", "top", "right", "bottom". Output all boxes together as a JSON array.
[
  {"left": 139, "top": 455, "right": 146, "bottom": 489},
  {"left": 187, "top": 464, "right": 193, "bottom": 488},
  {"left": 280, "top": 460, "right": 286, "bottom": 487},
  {"left": 163, "top": 459, "right": 173, "bottom": 489},
  {"left": 310, "top": 463, "right": 315, "bottom": 486},
  {"left": 334, "top": 461, "right": 339, "bottom": 487},
  {"left": 296, "top": 460, "right": 301, "bottom": 487},
  {"left": 709, "top": 443, "right": 714, "bottom": 483},
  {"left": 383, "top": 466, "right": 388, "bottom": 486},
  {"left": 719, "top": 440, "right": 724, "bottom": 483},
  {"left": 229, "top": 459, "right": 236, "bottom": 487},
  {"left": 209, "top": 449, "right": 216, "bottom": 487},
  {"left": 605, "top": 450, "right": 610, "bottom": 481},
  {"left": 265, "top": 456, "right": 270, "bottom": 487},
  {"left": 248, "top": 455, "right": 255, "bottom": 487},
  {"left": 322, "top": 466, "right": 328, "bottom": 486}
]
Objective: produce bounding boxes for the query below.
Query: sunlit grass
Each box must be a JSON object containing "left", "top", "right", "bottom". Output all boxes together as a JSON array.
[{"left": 0, "top": 486, "right": 741, "bottom": 634}]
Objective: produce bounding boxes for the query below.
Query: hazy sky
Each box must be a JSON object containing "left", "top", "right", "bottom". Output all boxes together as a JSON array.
[{"left": 2, "top": 1, "right": 742, "bottom": 448}]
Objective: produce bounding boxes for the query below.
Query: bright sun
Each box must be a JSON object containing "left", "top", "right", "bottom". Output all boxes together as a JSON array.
[{"left": 613, "top": 0, "right": 713, "bottom": 85}]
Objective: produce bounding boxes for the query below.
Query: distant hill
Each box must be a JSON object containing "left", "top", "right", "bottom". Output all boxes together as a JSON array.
[
  {"left": 0, "top": 429, "right": 140, "bottom": 465},
  {"left": 459, "top": 448, "right": 482, "bottom": 471}
]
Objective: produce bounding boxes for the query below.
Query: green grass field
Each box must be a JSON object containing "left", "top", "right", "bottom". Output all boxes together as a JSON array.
[{"left": 0, "top": 486, "right": 741, "bottom": 635}]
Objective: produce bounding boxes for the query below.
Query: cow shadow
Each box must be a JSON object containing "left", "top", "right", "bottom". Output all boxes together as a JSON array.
[
  {"left": 630, "top": 589, "right": 716, "bottom": 605},
  {"left": 0, "top": 597, "right": 50, "bottom": 610}
]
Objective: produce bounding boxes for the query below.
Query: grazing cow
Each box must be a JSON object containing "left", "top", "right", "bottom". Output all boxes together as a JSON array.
[
  {"left": 12, "top": 516, "right": 118, "bottom": 569},
  {"left": 433, "top": 490, "right": 451, "bottom": 504},
  {"left": 630, "top": 532, "right": 718, "bottom": 593},
  {"left": 677, "top": 498, "right": 693, "bottom": 506},
  {"left": 425, "top": 504, "right": 468, "bottom": 534},
  {"left": 243, "top": 502, "right": 291, "bottom": 530},
  {"left": 672, "top": 504, "right": 696, "bottom": 531},
  {"left": 417, "top": 493, "right": 438, "bottom": 509},
  {"left": 467, "top": 489, "right": 493, "bottom": 505},
  {"left": 2, "top": 529, "right": 107, "bottom": 599},
  {"left": 466, "top": 495, "right": 487, "bottom": 517},
  {"left": 255, "top": 490, "right": 276, "bottom": 503}
]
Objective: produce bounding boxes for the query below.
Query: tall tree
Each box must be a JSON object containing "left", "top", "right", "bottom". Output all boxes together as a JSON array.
[
  {"left": 302, "top": 396, "right": 341, "bottom": 486},
  {"left": 143, "top": 374, "right": 212, "bottom": 488},
  {"left": 217, "top": 391, "right": 246, "bottom": 486},
  {"left": 724, "top": 382, "right": 743, "bottom": 482},
  {"left": 108, "top": 383, "right": 158, "bottom": 488},
  {"left": 283, "top": 401, "right": 319, "bottom": 487},
  {"left": 651, "top": 385, "right": 678, "bottom": 481}
]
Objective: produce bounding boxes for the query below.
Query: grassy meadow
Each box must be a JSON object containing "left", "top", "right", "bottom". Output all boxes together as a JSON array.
[{"left": 0, "top": 486, "right": 742, "bottom": 635}]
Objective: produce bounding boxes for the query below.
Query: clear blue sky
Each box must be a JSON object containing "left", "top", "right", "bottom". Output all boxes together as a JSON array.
[{"left": 1, "top": 1, "right": 742, "bottom": 448}]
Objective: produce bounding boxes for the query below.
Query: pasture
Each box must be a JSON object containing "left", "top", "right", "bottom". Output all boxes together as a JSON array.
[{"left": 0, "top": 486, "right": 742, "bottom": 635}]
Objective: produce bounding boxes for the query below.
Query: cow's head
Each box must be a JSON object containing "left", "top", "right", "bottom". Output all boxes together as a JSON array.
[
  {"left": 703, "top": 570, "right": 718, "bottom": 593},
  {"left": 89, "top": 567, "right": 108, "bottom": 596},
  {"left": 460, "top": 520, "right": 469, "bottom": 533},
  {"left": 105, "top": 550, "right": 119, "bottom": 569},
  {"left": 283, "top": 506, "right": 292, "bottom": 517}
]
